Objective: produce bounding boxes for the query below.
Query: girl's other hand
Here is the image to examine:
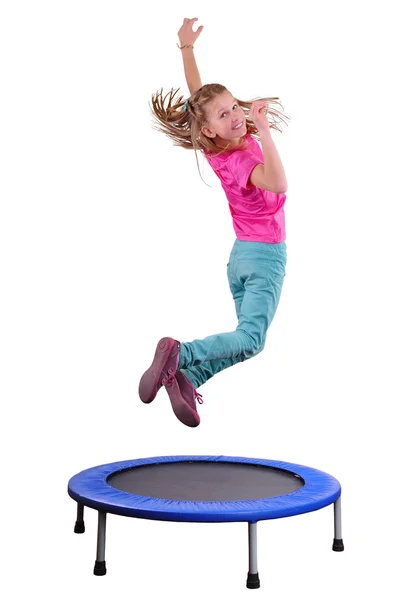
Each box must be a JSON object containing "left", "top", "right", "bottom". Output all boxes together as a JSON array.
[
  {"left": 250, "top": 101, "right": 269, "bottom": 132},
  {"left": 178, "top": 17, "right": 204, "bottom": 47}
]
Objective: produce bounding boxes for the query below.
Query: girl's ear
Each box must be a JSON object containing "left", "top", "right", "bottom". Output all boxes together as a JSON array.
[{"left": 201, "top": 125, "right": 216, "bottom": 139}]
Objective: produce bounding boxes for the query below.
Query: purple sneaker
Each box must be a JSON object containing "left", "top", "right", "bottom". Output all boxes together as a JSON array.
[
  {"left": 175, "top": 371, "right": 204, "bottom": 413},
  {"left": 162, "top": 369, "right": 203, "bottom": 428},
  {"left": 138, "top": 337, "right": 180, "bottom": 404}
]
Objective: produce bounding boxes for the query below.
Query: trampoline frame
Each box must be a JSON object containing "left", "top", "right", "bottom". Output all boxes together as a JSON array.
[{"left": 68, "top": 455, "right": 344, "bottom": 589}]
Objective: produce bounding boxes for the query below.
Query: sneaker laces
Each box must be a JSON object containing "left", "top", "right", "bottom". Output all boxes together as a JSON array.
[
  {"left": 162, "top": 367, "right": 176, "bottom": 387},
  {"left": 163, "top": 368, "right": 204, "bottom": 405},
  {"left": 184, "top": 374, "right": 204, "bottom": 405},
  {"left": 194, "top": 391, "right": 204, "bottom": 405}
]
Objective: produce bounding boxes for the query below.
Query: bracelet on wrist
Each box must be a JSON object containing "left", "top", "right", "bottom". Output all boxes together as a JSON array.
[{"left": 177, "top": 43, "right": 194, "bottom": 49}]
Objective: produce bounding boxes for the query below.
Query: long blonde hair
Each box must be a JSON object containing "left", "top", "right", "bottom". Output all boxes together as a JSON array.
[{"left": 149, "top": 83, "right": 290, "bottom": 184}]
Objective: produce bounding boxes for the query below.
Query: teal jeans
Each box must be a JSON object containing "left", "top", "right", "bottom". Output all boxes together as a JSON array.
[{"left": 178, "top": 240, "right": 287, "bottom": 389}]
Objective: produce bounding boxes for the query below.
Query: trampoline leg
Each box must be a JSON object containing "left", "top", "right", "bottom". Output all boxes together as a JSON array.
[
  {"left": 74, "top": 502, "right": 85, "bottom": 533},
  {"left": 94, "top": 511, "right": 107, "bottom": 575},
  {"left": 246, "top": 522, "right": 260, "bottom": 589},
  {"left": 332, "top": 496, "right": 344, "bottom": 551}
]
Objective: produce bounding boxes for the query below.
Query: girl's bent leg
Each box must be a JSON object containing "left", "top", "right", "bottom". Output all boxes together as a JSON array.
[
  {"left": 181, "top": 337, "right": 266, "bottom": 389},
  {"left": 178, "top": 269, "right": 283, "bottom": 371},
  {"left": 179, "top": 242, "right": 286, "bottom": 388},
  {"left": 180, "top": 356, "right": 244, "bottom": 389},
  {"left": 178, "top": 328, "right": 258, "bottom": 369}
]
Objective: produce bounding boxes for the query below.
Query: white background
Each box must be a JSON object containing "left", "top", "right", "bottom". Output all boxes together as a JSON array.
[{"left": 1, "top": 1, "right": 410, "bottom": 598}]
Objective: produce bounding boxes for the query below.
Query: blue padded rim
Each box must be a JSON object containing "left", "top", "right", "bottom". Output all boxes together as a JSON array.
[{"left": 67, "top": 455, "right": 341, "bottom": 523}]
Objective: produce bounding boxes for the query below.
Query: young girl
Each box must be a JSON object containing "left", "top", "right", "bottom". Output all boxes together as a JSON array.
[{"left": 139, "top": 18, "right": 290, "bottom": 428}]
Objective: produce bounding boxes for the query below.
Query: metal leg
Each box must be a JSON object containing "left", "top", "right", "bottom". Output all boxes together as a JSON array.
[
  {"left": 332, "top": 495, "right": 344, "bottom": 551},
  {"left": 74, "top": 502, "right": 85, "bottom": 533},
  {"left": 246, "top": 522, "right": 260, "bottom": 589},
  {"left": 93, "top": 511, "right": 107, "bottom": 575}
]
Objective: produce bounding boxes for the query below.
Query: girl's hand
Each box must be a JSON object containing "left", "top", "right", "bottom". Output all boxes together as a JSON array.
[
  {"left": 178, "top": 17, "right": 204, "bottom": 47},
  {"left": 250, "top": 100, "right": 269, "bottom": 132}
]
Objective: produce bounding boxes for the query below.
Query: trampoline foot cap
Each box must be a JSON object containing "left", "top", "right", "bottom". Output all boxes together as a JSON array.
[
  {"left": 74, "top": 521, "right": 85, "bottom": 534},
  {"left": 333, "top": 538, "right": 344, "bottom": 552},
  {"left": 94, "top": 560, "right": 107, "bottom": 576},
  {"left": 246, "top": 572, "right": 260, "bottom": 589}
]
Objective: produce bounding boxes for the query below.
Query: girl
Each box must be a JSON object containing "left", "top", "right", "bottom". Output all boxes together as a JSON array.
[{"left": 139, "top": 18, "right": 290, "bottom": 428}]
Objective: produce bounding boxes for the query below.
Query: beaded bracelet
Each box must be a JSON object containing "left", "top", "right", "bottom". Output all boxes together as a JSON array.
[{"left": 176, "top": 43, "right": 194, "bottom": 49}]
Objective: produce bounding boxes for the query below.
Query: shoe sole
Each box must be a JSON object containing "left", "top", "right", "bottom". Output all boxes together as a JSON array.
[{"left": 138, "top": 337, "right": 176, "bottom": 404}]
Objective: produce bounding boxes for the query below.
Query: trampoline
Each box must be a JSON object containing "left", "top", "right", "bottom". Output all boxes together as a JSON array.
[{"left": 68, "top": 455, "right": 344, "bottom": 589}]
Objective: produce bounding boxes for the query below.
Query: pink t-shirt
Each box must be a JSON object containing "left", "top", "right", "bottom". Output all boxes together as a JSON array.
[{"left": 204, "top": 133, "right": 286, "bottom": 243}]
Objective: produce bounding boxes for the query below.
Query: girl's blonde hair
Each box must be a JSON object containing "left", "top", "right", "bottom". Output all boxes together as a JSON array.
[{"left": 149, "top": 83, "right": 290, "bottom": 184}]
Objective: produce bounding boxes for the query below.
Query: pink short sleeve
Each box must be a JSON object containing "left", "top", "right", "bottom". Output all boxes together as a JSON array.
[{"left": 228, "top": 150, "right": 263, "bottom": 189}]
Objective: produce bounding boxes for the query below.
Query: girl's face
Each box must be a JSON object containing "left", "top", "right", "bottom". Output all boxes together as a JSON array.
[{"left": 201, "top": 92, "right": 247, "bottom": 147}]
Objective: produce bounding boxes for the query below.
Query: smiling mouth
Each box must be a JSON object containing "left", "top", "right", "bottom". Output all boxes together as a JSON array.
[{"left": 232, "top": 121, "right": 243, "bottom": 130}]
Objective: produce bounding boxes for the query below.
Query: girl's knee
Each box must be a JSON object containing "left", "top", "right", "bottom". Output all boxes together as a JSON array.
[
  {"left": 237, "top": 328, "right": 266, "bottom": 358},
  {"left": 246, "top": 337, "right": 266, "bottom": 358},
  {"left": 252, "top": 342, "right": 265, "bottom": 358}
]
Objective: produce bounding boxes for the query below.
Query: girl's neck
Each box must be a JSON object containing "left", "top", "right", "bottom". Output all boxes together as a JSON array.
[{"left": 214, "top": 134, "right": 247, "bottom": 151}]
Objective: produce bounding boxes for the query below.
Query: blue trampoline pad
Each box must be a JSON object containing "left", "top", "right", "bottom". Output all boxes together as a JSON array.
[{"left": 68, "top": 455, "right": 341, "bottom": 523}]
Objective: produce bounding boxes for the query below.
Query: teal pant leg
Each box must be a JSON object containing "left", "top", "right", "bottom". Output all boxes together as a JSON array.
[
  {"left": 180, "top": 241, "right": 286, "bottom": 388},
  {"left": 180, "top": 339, "right": 265, "bottom": 389},
  {"left": 180, "top": 262, "right": 247, "bottom": 387}
]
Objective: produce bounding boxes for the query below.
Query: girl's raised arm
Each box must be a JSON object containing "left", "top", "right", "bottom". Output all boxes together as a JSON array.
[{"left": 177, "top": 18, "right": 204, "bottom": 95}]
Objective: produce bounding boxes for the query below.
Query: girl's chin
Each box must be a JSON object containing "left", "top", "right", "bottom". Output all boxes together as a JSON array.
[{"left": 231, "top": 126, "right": 245, "bottom": 135}]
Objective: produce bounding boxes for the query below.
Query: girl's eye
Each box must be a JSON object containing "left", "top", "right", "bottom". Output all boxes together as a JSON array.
[{"left": 221, "top": 105, "right": 238, "bottom": 118}]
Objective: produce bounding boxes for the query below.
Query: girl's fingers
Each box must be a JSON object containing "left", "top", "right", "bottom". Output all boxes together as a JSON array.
[
  {"left": 191, "top": 18, "right": 203, "bottom": 33},
  {"left": 251, "top": 101, "right": 267, "bottom": 119},
  {"left": 179, "top": 17, "right": 203, "bottom": 38}
]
